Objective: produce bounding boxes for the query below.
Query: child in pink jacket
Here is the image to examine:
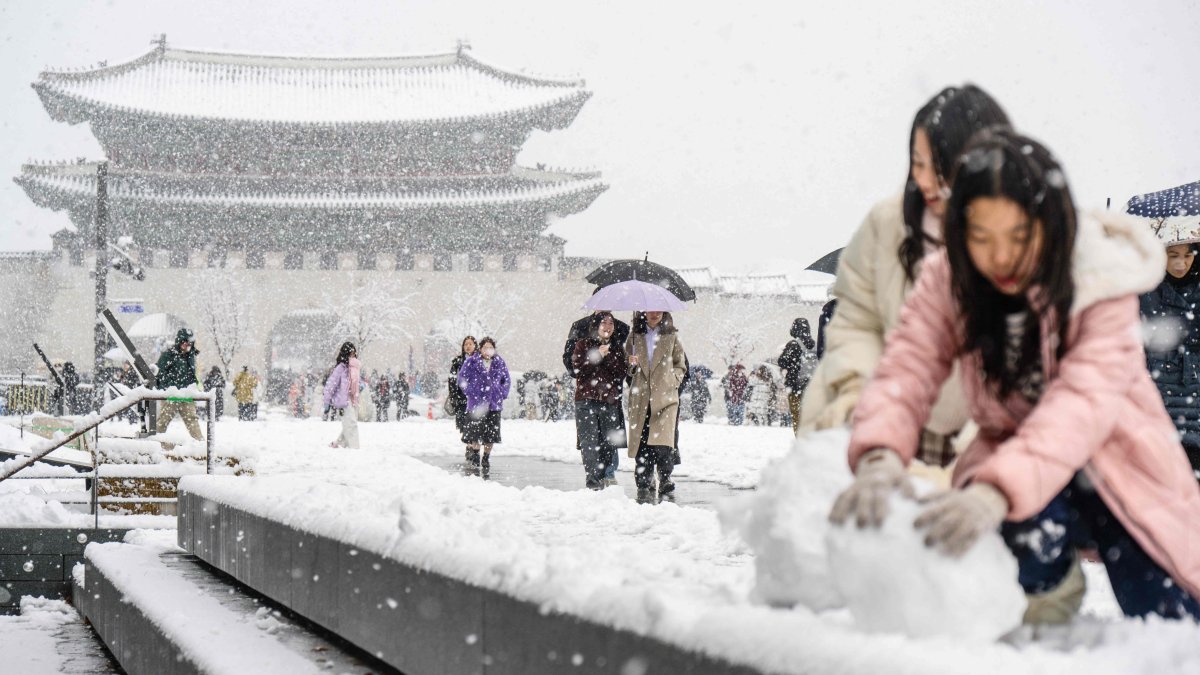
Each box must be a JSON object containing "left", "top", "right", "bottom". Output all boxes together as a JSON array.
[{"left": 831, "top": 128, "right": 1200, "bottom": 624}]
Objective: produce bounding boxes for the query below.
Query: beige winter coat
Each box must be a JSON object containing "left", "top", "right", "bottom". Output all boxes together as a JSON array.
[
  {"left": 800, "top": 193, "right": 970, "bottom": 437},
  {"left": 625, "top": 331, "right": 688, "bottom": 455}
]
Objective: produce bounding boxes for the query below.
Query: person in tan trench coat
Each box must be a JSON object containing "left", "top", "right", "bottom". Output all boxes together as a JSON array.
[{"left": 625, "top": 310, "right": 688, "bottom": 503}]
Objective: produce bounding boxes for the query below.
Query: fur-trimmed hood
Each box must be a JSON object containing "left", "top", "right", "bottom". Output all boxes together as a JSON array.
[{"left": 1070, "top": 209, "right": 1166, "bottom": 315}]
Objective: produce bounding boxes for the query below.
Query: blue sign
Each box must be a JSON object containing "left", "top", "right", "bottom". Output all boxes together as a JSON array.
[{"left": 118, "top": 303, "right": 144, "bottom": 314}]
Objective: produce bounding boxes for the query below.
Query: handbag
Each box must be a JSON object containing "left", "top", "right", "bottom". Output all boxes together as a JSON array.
[{"left": 442, "top": 396, "right": 457, "bottom": 417}]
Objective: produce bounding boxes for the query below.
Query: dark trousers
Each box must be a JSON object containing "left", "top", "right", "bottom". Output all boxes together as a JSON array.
[
  {"left": 575, "top": 400, "right": 619, "bottom": 487},
  {"left": 1002, "top": 473, "right": 1200, "bottom": 619},
  {"left": 634, "top": 408, "right": 674, "bottom": 490}
]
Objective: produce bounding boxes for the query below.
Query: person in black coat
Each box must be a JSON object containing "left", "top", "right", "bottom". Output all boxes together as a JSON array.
[
  {"left": 393, "top": 372, "right": 411, "bottom": 419},
  {"left": 202, "top": 366, "right": 226, "bottom": 420},
  {"left": 816, "top": 299, "right": 837, "bottom": 359},
  {"left": 778, "top": 318, "right": 817, "bottom": 436},
  {"left": 61, "top": 362, "right": 81, "bottom": 415},
  {"left": 449, "top": 336, "right": 478, "bottom": 463},
  {"left": 1140, "top": 243, "right": 1200, "bottom": 472}
]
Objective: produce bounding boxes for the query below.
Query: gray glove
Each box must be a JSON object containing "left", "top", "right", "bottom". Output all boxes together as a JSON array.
[
  {"left": 828, "top": 448, "right": 913, "bottom": 528},
  {"left": 913, "top": 483, "right": 1009, "bottom": 557}
]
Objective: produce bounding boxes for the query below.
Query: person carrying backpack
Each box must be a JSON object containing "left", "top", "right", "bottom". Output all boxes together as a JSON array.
[{"left": 778, "top": 317, "right": 818, "bottom": 435}]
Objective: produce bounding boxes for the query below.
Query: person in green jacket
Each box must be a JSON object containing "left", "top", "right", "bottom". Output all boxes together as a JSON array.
[{"left": 155, "top": 328, "right": 204, "bottom": 446}]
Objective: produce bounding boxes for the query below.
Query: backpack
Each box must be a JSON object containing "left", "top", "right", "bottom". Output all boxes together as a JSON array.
[{"left": 797, "top": 350, "right": 819, "bottom": 383}]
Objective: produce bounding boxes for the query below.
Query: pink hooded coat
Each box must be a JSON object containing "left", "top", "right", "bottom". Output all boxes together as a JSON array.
[{"left": 848, "top": 210, "right": 1200, "bottom": 600}]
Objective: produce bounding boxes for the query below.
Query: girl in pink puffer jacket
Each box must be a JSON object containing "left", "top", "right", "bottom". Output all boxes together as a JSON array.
[{"left": 831, "top": 128, "right": 1200, "bottom": 624}]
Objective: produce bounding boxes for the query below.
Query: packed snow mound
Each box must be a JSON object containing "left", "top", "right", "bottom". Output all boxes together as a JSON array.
[
  {"left": 827, "top": 494, "right": 1026, "bottom": 641},
  {"left": 718, "top": 427, "right": 853, "bottom": 611},
  {"left": 0, "top": 492, "right": 77, "bottom": 526}
]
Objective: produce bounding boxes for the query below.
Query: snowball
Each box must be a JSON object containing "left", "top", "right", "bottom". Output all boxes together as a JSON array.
[
  {"left": 827, "top": 494, "right": 1026, "bottom": 641},
  {"left": 718, "top": 428, "right": 854, "bottom": 611}
]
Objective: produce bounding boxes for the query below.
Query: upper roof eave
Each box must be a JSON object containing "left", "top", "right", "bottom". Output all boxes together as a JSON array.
[
  {"left": 33, "top": 84, "right": 590, "bottom": 129},
  {"left": 33, "top": 44, "right": 590, "bottom": 128}
]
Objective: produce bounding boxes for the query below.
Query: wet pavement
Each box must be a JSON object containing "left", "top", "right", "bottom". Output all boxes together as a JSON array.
[{"left": 413, "top": 453, "right": 752, "bottom": 510}]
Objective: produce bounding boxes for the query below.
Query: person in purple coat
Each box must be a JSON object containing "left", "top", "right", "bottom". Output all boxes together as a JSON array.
[{"left": 456, "top": 336, "right": 511, "bottom": 476}]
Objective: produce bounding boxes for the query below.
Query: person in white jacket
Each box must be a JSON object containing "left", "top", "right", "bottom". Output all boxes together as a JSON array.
[{"left": 801, "top": 84, "right": 1010, "bottom": 469}]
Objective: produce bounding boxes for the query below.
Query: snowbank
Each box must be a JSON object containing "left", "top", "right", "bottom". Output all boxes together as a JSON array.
[
  {"left": 0, "top": 491, "right": 79, "bottom": 526},
  {"left": 180, "top": 447, "right": 1200, "bottom": 675}
]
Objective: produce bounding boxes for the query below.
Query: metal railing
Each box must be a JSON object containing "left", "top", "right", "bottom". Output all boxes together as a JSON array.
[{"left": 0, "top": 388, "right": 215, "bottom": 527}]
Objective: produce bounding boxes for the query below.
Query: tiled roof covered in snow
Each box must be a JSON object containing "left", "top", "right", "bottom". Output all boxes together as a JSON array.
[
  {"left": 676, "top": 267, "right": 832, "bottom": 302},
  {"left": 16, "top": 161, "right": 607, "bottom": 211},
  {"left": 676, "top": 267, "right": 719, "bottom": 290},
  {"left": 33, "top": 44, "right": 591, "bottom": 127}
]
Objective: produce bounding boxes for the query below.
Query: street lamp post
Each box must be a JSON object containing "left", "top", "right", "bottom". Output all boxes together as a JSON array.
[{"left": 93, "top": 161, "right": 109, "bottom": 403}]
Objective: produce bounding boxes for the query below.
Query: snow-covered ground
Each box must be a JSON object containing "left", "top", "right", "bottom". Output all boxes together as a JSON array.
[
  {"left": 5, "top": 410, "right": 1200, "bottom": 673},
  {"left": 0, "top": 597, "right": 118, "bottom": 673}
]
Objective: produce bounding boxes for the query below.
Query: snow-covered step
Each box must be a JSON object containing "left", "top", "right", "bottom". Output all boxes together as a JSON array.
[
  {"left": 74, "top": 533, "right": 392, "bottom": 674},
  {"left": 0, "top": 596, "right": 120, "bottom": 674},
  {"left": 178, "top": 480, "right": 762, "bottom": 675}
]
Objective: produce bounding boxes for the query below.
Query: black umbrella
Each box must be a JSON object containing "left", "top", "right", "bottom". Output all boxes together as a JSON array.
[
  {"left": 805, "top": 248, "right": 844, "bottom": 275},
  {"left": 586, "top": 257, "right": 696, "bottom": 302}
]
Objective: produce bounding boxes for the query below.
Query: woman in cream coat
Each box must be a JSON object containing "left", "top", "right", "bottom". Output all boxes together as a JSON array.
[
  {"left": 801, "top": 84, "right": 1009, "bottom": 469},
  {"left": 626, "top": 311, "right": 688, "bottom": 502}
]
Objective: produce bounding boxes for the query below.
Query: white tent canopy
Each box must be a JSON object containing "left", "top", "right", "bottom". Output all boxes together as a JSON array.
[{"left": 127, "top": 312, "right": 188, "bottom": 339}]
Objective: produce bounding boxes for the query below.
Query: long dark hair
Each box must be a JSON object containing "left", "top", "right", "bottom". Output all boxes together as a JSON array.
[
  {"left": 336, "top": 341, "right": 357, "bottom": 365},
  {"left": 900, "top": 85, "right": 1012, "bottom": 281},
  {"left": 632, "top": 312, "right": 677, "bottom": 334},
  {"left": 943, "top": 128, "right": 1076, "bottom": 398},
  {"left": 790, "top": 318, "right": 815, "bottom": 350},
  {"left": 590, "top": 311, "right": 615, "bottom": 340},
  {"left": 461, "top": 335, "right": 477, "bottom": 357}
]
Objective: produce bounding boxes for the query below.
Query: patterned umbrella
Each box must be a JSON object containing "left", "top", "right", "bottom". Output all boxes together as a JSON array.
[
  {"left": 1125, "top": 180, "right": 1200, "bottom": 246},
  {"left": 582, "top": 280, "right": 689, "bottom": 312}
]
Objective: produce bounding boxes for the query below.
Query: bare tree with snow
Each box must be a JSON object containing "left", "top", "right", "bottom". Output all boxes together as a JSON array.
[
  {"left": 322, "top": 273, "right": 417, "bottom": 358},
  {"left": 439, "top": 281, "right": 522, "bottom": 345},
  {"left": 197, "top": 271, "right": 250, "bottom": 375}
]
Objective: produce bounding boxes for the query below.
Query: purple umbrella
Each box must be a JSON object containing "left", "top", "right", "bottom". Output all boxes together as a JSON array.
[{"left": 582, "top": 280, "right": 689, "bottom": 312}]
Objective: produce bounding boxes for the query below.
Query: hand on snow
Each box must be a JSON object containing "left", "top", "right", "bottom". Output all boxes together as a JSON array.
[
  {"left": 913, "top": 483, "right": 1009, "bottom": 558},
  {"left": 828, "top": 448, "right": 913, "bottom": 528}
]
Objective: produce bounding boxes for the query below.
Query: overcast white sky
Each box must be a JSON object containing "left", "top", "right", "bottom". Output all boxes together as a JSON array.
[{"left": 1, "top": 0, "right": 1198, "bottom": 277}]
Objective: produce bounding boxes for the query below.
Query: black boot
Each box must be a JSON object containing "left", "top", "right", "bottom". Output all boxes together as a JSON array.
[
  {"left": 659, "top": 480, "right": 676, "bottom": 496},
  {"left": 467, "top": 449, "right": 480, "bottom": 466},
  {"left": 481, "top": 454, "right": 490, "bottom": 477},
  {"left": 636, "top": 487, "right": 656, "bottom": 504}
]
